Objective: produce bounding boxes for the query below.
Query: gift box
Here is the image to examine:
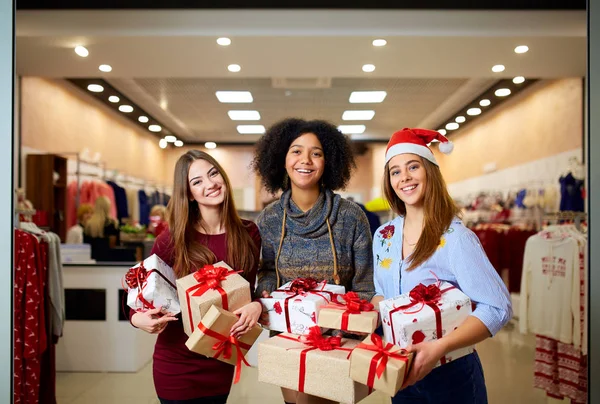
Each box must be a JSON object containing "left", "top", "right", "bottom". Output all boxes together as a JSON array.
[
  {"left": 349, "top": 333, "right": 413, "bottom": 396},
  {"left": 260, "top": 278, "right": 345, "bottom": 335},
  {"left": 317, "top": 291, "right": 379, "bottom": 334},
  {"left": 379, "top": 281, "right": 474, "bottom": 366},
  {"left": 185, "top": 305, "right": 263, "bottom": 383},
  {"left": 177, "top": 261, "right": 251, "bottom": 336},
  {"left": 258, "top": 327, "right": 370, "bottom": 404},
  {"left": 124, "top": 254, "right": 181, "bottom": 314}
]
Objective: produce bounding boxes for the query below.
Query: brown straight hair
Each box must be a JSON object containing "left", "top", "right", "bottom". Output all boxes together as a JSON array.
[
  {"left": 166, "top": 150, "right": 258, "bottom": 278},
  {"left": 383, "top": 156, "right": 461, "bottom": 271}
]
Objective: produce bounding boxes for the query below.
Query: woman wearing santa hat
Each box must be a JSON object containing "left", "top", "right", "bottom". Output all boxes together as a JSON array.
[{"left": 371, "top": 128, "right": 512, "bottom": 403}]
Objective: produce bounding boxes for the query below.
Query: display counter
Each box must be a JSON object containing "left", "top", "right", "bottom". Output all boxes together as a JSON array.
[{"left": 56, "top": 262, "right": 156, "bottom": 372}]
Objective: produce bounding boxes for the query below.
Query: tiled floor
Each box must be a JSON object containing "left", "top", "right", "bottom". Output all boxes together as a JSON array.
[{"left": 56, "top": 322, "right": 569, "bottom": 404}]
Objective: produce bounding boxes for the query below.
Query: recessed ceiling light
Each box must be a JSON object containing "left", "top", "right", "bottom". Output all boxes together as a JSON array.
[
  {"left": 455, "top": 116, "right": 466, "bottom": 123},
  {"left": 108, "top": 96, "right": 120, "bottom": 103},
  {"left": 342, "top": 110, "right": 375, "bottom": 121},
  {"left": 174, "top": 140, "right": 184, "bottom": 147},
  {"left": 228, "top": 110, "right": 261, "bottom": 120},
  {"left": 138, "top": 116, "right": 149, "bottom": 123},
  {"left": 228, "top": 64, "right": 241, "bottom": 73},
  {"left": 514, "top": 45, "right": 529, "bottom": 54},
  {"left": 159, "top": 139, "right": 168, "bottom": 149},
  {"left": 362, "top": 64, "right": 376, "bottom": 73},
  {"left": 216, "top": 91, "right": 253, "bottom": 103},
  {"left": 513, "top": 76, "right": 525, "bottom": 84},
  {"left": 205, "top": 142, "right": 217, "bottom": 149},
  {"left": 87, "top": 84, "right": 103, "bottom": 93},
  {"left": 349, "top": 91, "right": 387, "bottom": 103},
  {"left": 337, "top": 125, "right": 366, "bottom": 134},
  {"left": 217, "top": 37, "right": 231, "bottom": 46},
  {"left": 446, "top": 122, "right": 459, "bottom": 130},
  {"left": 372, "top": 39, "right": 387, "bottom": 47},
  {"left": 149, "top": 124, "right": 162, "bottom": 132},
  {"left": 99, "top": 64, "right": 112, "bottom": 72},
  {"left": 119, "top": 105, "right": 133, "bottom": 113},
  {"left": 492, "top": 65, "right": 505, "bottom": 73},
  {"left": 438, "top": 129, "right": 447, "bottom": 135},
  {"left": 480, "top": 99, "right": 491, "bottom": 107},
  {"left": 467, "top": 108, "right": 482, "bottom": 116},
  {"left": 495, "top": 88, "right": 511, "bottom": 97},
  {"left": 164, "top": 135, "right": 176, "bottom": 142},
  {"left": 74, "top": 46, "right": 89, "bottom": 57},
  {"left": 237, "top": 125, "right": 265, "bottom": 134}
]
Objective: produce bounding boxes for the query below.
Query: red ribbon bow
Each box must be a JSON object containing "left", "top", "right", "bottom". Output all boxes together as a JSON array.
[
  {"left": 301, "top": 326, "right": 343, "bottom": 351},
  {"left": 124, "top": 262, "right": 148, "bottom": 289},
  {"left": 185, "top": 264, "right": 241, "bottom": 333},
  {"left": 356, "top": 333, "right": 410, "bottom": 388},
  {"left": 197, "top": 323, "right": 252, "bottom": 384},
  {"left": 287, "top": 277, "right": 320, "bottom": 295},
  {"left": 335, "top": 292, "right": 375, "bottom": 314},
  {"left": 405, "top": 283, "right": 442, "bottom": 312},
  {"left": 193, "top": 264, "right": 231, "bottom": 289}
]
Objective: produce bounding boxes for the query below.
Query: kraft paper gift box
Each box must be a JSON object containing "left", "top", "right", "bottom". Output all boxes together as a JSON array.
[
  {"left": 185, "top": 305, "right": 263, "bottom": 384},
  {"left": 177, "top": 261, "right": 251, "bottom": 336},
  {"left": 125, "top": 254, "right": 181, "bottom": 314},
  {"left": 379, "top": 281, "right": 474, "bottom": 366},
  {"left": 349, "top": 333, "right": 413, "bottom": 397},
  {"left": 317, "top": 291, "right": 379, "bottom": 334},
  {"left": 257, "top": 327, "right": 370, "bottom": 404},
  {"left": 259, "top": 278, "right": 345, "bottom": 335}
]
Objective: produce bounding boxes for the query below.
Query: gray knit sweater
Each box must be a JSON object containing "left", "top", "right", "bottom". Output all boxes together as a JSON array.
[{"left": 256, "top": 189, "right": 375, "bottom": 301}]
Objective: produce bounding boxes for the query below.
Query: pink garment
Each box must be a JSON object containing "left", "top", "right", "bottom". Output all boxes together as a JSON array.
[
  {"left": 67, "top": 180, "right": 118, "bottom": 228},
  {"left": 66, "top": 181, "right": 78, "bottom": 229}
]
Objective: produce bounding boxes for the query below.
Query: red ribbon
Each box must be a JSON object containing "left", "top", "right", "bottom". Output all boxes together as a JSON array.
[
  {"left": 275, "top": 278, "right": 334, "bottom": 333},
  {"left": 197, "top": 323, "right": 252, "bottom": 384},
  {"left": 388, "top": 283, "right": 455, "bottom": 365},
  {"left": 356, "top": 333, "right": 410, "bottom": 388},
  {"left": 123, "top": 262, "right": 176, "bottom": 311},
  {"left": 324, "top": 292, "right": 376, "bottom": 331},
  {"left": 185, "top": 264, "right": 241, "bottom": 333},
  {"left": 278, "top": 326, "right": 353, "bottom": 392}
]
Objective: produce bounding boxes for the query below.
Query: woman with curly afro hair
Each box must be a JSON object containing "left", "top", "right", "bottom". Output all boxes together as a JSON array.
[{"left": 253, "top": 118, "right": 375, "bottom": 404}]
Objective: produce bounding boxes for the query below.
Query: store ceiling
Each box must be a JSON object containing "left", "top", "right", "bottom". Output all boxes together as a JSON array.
[{"left": 15, "top": 9, "right": 587, "bottom": 144}]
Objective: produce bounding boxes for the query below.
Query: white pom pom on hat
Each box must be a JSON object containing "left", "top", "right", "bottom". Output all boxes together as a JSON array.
[{"left": 385, "top": 127, "right": 454, "bottom": 166}]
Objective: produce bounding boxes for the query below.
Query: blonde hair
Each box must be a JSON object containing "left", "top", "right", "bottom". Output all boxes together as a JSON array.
[
  {"left": 85, "top": 196, "right": 117, "bottom": 238},
  {"left": 77, "top": 203, "right": 94, "bottom": 223},
  {"left": 150, "top": 205, "right": 166, "bottom": 219}
]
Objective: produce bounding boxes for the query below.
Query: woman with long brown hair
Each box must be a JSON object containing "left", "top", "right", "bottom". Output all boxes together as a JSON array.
[
  {"left": 130, "top": 150, "right": 261, "bottom": 404},
  {"left": 371, "top": 128, "right": 512, "bottom": 404}
]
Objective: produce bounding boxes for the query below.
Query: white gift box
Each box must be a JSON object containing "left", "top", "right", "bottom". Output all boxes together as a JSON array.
[
  {"left": 125, "top": 254, "right": 181, "bottom": 314},
  {"left": 379, "top": 281, "right": 473, "bottom": 366},
  {"left": 260, "top": 279, "right": 345, "bottom": 335}
]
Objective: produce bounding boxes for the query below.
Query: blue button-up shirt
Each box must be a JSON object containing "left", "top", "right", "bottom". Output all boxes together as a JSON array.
[{"left": 373, "top": 216, "right": 512, "bottom": 336}]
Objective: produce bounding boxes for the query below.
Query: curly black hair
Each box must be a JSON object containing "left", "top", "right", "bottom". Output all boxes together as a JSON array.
[{"left": 252, "top": 118, "right": 356, "bottom": 194}]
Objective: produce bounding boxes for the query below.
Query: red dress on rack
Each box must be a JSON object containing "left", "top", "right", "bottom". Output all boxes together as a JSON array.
[
  {"left": 130, "top": 221, "right": 261, "bottom": 401},
  {"left": 14, "top": 229, "right": 47, "bottom": 404}
]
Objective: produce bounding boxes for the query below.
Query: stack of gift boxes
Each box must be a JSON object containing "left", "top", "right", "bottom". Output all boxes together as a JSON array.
[{"left": 124, "top": 256, "right": 473, "bottom": 403}]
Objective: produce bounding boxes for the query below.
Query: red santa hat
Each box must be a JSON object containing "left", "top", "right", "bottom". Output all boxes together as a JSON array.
[{"left": 385, "top": 128, "right": 454, "bottom": 166}]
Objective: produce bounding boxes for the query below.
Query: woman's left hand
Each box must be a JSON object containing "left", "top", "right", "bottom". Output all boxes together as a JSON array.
[
  {"left": 402, "top": 340, "right": 447, "bottom": 387},
  {"left": 230, "top": 301, "right": 263, "bottom": 338}
]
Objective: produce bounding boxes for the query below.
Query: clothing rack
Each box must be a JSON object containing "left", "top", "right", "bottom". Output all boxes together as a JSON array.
[{"left": 543, "top": 211, "right": 587, "bottom": 231}]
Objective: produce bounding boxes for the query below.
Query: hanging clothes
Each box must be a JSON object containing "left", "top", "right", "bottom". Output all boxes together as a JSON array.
[
  {"left": 106, "top": 180, "right": 129, "bottom": 224},
  {"left": 138, "top": 190, "right": 150, "bottom": 226},
  {"left": 520, "top": 223, "right": 588, "bottom": 403},
  {"left": 125, "top": 187, "right": 140, "bottom": 224},
  {"left": 559, "top": 173, "right": 585, "bottom": 212}
]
